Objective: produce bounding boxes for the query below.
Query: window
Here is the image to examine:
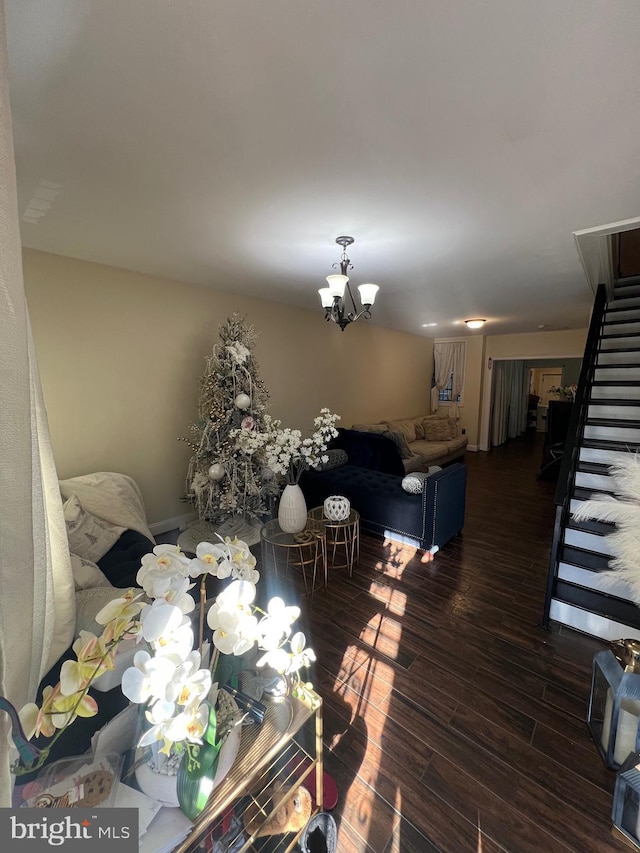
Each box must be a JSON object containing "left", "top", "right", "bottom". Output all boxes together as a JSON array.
[{"left": 437, "top": 372, "right": 461, "bottom": 403}]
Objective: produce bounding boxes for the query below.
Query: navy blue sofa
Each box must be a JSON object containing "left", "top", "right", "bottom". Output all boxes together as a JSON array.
[{"left": 300, "top": 429, "right": 466, "bottom": 552}]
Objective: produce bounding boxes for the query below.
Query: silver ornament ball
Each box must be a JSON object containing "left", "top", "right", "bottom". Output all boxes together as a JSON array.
[
  {"left": 208, "top": 463, "right": 225, "bottom": 481},
  {"left": 234, "top": 393, "right": 251, "bottom": 410}
]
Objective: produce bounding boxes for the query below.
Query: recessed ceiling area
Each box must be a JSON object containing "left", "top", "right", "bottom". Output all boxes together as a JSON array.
[{"left": 5, "top": 1, "right": 640, "bottom": 336}]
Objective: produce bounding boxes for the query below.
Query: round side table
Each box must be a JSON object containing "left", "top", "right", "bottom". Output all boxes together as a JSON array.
[
  {"left": 260, "top": 518, "right": 328, "bottom": 595},
  {"left": 307, "top": 506, "right": 360, "bottom": 577}
]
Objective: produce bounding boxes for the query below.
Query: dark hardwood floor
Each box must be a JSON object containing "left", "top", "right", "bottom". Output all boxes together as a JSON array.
[{"left": 286, "top": 432, "right": 626, "bottom": 853}]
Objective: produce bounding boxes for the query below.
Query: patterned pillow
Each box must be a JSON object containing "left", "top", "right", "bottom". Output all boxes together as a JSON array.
[
  {"left": 402, "top": 472, "right": 429, "bottom": 493},
  {"left": 383, "top": 430, "right": 413, "bottom": 459},
  {"left": 318, "top": 449, "right": 349, "bottom": 470},
  {"left": 422, "top": 417, "right": 455, "bottom": 441},
  {"left": 70, "top": 552, "right": 112, "bottom": 591},
  {"left": 385, "top": 419, "right": 417, "bottom": 443},
  {"left": 63, "top": 494, "right": 126, "bottom": 563}
]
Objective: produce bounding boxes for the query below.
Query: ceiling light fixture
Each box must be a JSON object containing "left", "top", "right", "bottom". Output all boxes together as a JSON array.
[
  {"left": 465, "top": 318, "right": 486, "bottom": 329},
  {"left": 318, "top": 236, "right": 379, "bottom": 331}
]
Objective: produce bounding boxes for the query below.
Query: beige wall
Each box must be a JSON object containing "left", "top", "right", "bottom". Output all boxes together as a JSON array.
[
  {"left": 485, "top": 328, "right": 588, "bottom": 359},
  {"left": 479, "top": 328, "right": 588, "bottom": 450},
  {"left": 23, "top": 249, "right": 433, "bottom": 525}
]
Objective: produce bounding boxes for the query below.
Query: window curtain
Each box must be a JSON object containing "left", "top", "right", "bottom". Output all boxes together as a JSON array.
[
  {"left": 490, "top": 360, "right": 529, "bottom": 447},
  {"left": 0, "top": 5, "right": 74, "bottom": 806},
  {"left": 431, "top": 341, "right": 466, "bottom": 419}
]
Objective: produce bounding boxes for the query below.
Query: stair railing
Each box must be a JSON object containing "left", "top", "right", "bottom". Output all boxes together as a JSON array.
[{"left": 540, "top": 282, "right": 608, "bottom": 628}]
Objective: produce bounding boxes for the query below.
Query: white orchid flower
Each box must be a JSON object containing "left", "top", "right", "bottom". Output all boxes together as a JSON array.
[
  {"left": 137, "top": 544, "right": 191, "bottom": 590},
  {"left": 150, "top": 618, "right": 196, "bottom": 663},
  {"left": 256, "top": 646, "right": 291, "bottom": 674},
  {"left": 257, "top": 597, "right": 300, "bottom": 651},
  {"left": 188, "top": 541, "right": 228, "bottom": 578},
  {"left": 287, "top": 632, "right": 316, "bottom": 674},
  {"left": 121, "top": 650, "right": 177, "bottom": 704},
  {"left": 139, "top": 601, "right": 184, "bottom": 643},
  {"left": 170, "top": 652, "right": 212, "bottom": 707},
  {"left": 95, "top": 589, "right": 145, "bottom": 626},
  {"left": 163, "top": 701, "right": 209, "bottom": 745},
  {"left": 211, "top": 608, "right": 258, "bottom": 656}
]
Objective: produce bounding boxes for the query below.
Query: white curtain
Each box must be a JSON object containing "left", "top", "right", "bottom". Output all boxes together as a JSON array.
[
  {"left": 0, "top": 3, "right": 75, "bottom": 806},
  {"left": 431, "top": 341, "right": 466, "bottom": 419},
  {"left": 490, "top": 360, "right": 529, "bottom": 447}
]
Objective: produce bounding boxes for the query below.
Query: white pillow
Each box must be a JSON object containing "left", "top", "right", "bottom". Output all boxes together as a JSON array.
[
  {"left": 401, "top": 472, "right": 429, "bottom": 494},
  {"left": 74, "top": 586, "right": 122, "bottom": 637},
  {"left": 70, "top": 552, "right": 112, "bottom": 591},
  {"left": 63, "top": 494, "right": 126, "bottom": 562}
]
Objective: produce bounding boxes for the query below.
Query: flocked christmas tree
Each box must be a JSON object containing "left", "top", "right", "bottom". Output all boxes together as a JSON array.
[{"left": 181, "top": 314, "right": 273, "bottom": 534}]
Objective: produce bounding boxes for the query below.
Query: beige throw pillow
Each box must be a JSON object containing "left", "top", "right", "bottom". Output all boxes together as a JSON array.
[
  {"left": 70, "top": 552, "right": 112, "bottom": 591},
  {"left": 63, "top": 494, "right": 126, "bottom": 563},
  {"left": 422, "top": 417, "right": 455, "bottom": 442},
  {"left": 385, "top": 419, "right": 417, "bottom": 443}
]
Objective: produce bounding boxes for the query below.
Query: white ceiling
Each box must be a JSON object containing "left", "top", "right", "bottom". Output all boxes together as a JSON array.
[{"left": 5, "top": 0, "right": 640, "bottom": 337}]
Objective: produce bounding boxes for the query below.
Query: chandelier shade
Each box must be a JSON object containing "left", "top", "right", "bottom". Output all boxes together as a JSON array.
[{"left": 319, "top": 236, "right": 380, "bottom": 331}]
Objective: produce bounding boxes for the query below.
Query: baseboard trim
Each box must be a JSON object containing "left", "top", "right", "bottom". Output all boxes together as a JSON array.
[
  {"left": 466, "top": 444, "right": 478, "bottom": 452},
  {"left": 149, "top": 511, "right": 198, "bottom": 536}
]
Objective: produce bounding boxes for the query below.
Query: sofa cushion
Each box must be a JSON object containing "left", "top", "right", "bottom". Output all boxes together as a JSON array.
[
  {"left": 444, "top": 436, "right": 468, "bottom": 453},
  {"left": 421, "top": 416, "right": 456, "bottom": 441},
  {"left": 402, "top": 454, "right": 426, "bottom": 474},
  {"left": 383, "top": 430, "right": 412, "bottom": 459},
  {"left": 351, "top": 423, "right": 388, "bottom": 434},
  {"left": 385, "top": 418, "right": 417, "bottom": 443},
  {"left": 410, "top": 440, "right": 450, "bottom": 462}
]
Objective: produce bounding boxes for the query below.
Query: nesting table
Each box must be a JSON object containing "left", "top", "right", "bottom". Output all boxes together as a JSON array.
[
  {"left": 307, "top": 506, "right": 360, "bottom": 577},
  {"left": 260, "top": 517, "right": 328, "bottom": 595}
]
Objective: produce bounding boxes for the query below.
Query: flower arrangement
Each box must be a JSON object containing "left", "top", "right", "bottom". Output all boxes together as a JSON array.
[
  {"left": 3, "top": 537, "right": 315, "bottom": 778},
  {"left": 549, "top": 384, "right": 578, "bottom": 402},
  {"left": 233, "top": 408, "right": 340, "bottom": 485}
]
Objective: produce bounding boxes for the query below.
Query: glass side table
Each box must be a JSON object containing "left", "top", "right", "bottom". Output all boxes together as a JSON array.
[
  {"left": 260, "top": 518, "right": 328, "bottom": 595},
  {"left": 307, "top": 506, "right": 360, "bottom": 577}
]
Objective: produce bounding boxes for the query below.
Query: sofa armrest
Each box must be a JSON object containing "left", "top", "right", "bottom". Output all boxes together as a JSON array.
[{"left": 424, "top": 463, "right": 467, "bottom": 549}]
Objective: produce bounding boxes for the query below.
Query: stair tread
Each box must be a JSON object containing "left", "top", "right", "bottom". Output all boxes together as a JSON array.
[
  {"left": 566, "top": 517, "right": 614, "bottom": 536},
  {"left": 602, "top": 319, "right": 640, "bottom": 328},
  {"left": 572, "top": 485, "right": 617, "bottom": 501},
  {"left": 586, "top": 417, "right": 640, "bottom": 428},
  {"left": 560, "top": 544, "right": 611, "bottom": 571},
  {"left": 588, "top": 398, "right": 640, "bottom": 406},
  {"left": 576, "top": 461, "right": 611, "bottom": 474},
  {"left": 581, "top": 438, "right": 640, "bottom": 451},
  {"left": 595, "top": 359, "right": 640, "bottom": 364},
  {"left": 591, "top": 380, "right": 640, "bottom": 385}
]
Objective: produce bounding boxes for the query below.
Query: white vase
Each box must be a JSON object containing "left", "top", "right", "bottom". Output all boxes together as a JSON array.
[{"left": 278, "top": 484, "right": 308, "bottom": 533}]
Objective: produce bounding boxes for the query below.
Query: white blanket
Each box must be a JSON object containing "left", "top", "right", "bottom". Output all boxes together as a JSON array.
[{"left": 58, "top": 472, "right": 155, "bottom": 544}]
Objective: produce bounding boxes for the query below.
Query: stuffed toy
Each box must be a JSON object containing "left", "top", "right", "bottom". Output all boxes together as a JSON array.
[{"left": 243, "top": 781, "right": 312, "bottom": 838}]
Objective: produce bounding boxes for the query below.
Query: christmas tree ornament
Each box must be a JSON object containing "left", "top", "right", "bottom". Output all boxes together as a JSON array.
[
  {"left": 234, "top": 393, "right": 251, "bottom": 410},
  {"left": 241, "top": 416, "right": 255, "bottom": 431},
  {"left": 208, "top": 463, "right": 225, "bottom": 481}
]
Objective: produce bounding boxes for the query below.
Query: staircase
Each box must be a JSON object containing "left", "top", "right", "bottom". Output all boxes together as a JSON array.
[{"left": 545, "top": 280, "right": 640, "bottom": 640}]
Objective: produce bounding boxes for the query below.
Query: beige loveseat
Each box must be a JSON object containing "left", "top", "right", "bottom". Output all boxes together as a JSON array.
[{"left": 351, "top": 414, "right": 468, "bottom": 473}]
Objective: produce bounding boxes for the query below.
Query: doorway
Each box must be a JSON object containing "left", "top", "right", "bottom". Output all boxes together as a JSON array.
[{"left": 481, "top": 356, "right": 583, "bottom": 451}]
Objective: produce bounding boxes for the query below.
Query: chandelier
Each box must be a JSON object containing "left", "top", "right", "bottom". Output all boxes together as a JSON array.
[{"left": 318, "top": 236, "right": 380, "bottom": 331}]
